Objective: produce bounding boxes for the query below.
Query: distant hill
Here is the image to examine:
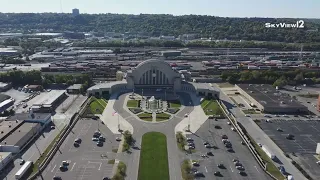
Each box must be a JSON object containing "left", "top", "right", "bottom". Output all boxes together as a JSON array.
[
  {"left": 303, "top": 18, "right": 320, "bottom": 24},
  {"left": 0, "top": 13, "right": 320, "bottom": 43}
]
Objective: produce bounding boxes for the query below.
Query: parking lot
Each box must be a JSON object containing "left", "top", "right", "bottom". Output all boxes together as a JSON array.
[
  {"left": 40, "top": 118, "right": 121, "bottom": 180},
  {"left": 257, "top": 120, "right": 320, "bottom": 179},
  {"left": 187, "top": 118, "right": 271, "bottom": 180}
]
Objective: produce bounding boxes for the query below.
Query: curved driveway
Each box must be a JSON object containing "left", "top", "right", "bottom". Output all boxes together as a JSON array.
[{"left": 113, "top": 92, "right": 193, "bottom": 180}]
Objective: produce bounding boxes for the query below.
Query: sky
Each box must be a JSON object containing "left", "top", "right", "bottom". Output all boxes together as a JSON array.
[{"left": 0, "top": 0, "right": 319, "bottom": 18}]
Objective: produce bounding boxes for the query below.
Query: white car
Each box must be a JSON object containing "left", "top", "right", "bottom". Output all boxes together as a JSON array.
[
  {"left": 258, "top": 143, "right": 262, "bottom": 147},
  {"left": 231, "top": 127, "right": 235, "bottom": 131},
  {"left": 245, "top": 114, "right": 250, "bottom": 117},
  {"left": 317, "top": 161, "right": 320, "bottom": 165},
  {"left": 184, "top": 113, "right": 189, "bottom": 117},
  {"left": 227, "top": 122, "right": 231, "bottom": 125}
]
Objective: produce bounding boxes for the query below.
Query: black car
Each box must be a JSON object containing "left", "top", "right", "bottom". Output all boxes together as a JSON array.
[
  {"left": 215, "top": 125, "right": 222, "bottom": 129},
  {"left": 225, "top": 143, "right": 232, "bottom": 148},
  {"left": 53, "top": 176, "right": 62, "bottom": 180},
  {"left": 239, "top": 171, "right": 247, "bottom": 176},
  {"left": 217, "top": 164, "right": 224, "bottom": 168},
  {"left": 286, "top": 134, "right": 294, "bottom": 140},
  {"left": 214, "top": 171, "right": 221, "bottom": 176},
  {"left": 207, "top": 151, "right": 213, "bottom": 156}
]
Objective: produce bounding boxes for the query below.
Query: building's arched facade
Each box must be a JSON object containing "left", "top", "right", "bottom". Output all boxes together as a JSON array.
[
  {"left": 87, "top": 59, "right": 219, "bottom": 98},
  {"left": 126, "top": 59, "right": 181, "bottom": 90}
]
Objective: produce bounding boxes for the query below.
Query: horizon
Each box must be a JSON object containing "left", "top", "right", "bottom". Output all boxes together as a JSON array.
[{"left": 0, "top": 0, "right": 319, "bottom": 19}]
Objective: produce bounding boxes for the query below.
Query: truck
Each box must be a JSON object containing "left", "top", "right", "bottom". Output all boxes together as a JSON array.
[
  {"left": 261, "top": 145, "right": 276, "bottom": 160},
  {"left": 15, "top": 161, "right": 33, "bottom": 179}
]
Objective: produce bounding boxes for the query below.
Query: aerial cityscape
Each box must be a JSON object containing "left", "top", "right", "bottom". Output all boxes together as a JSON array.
[{"left": 0, "top": 3, "right": 320, "bottom": 180}]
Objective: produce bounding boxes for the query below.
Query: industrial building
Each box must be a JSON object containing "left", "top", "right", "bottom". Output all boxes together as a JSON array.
[
  {"left": 0, "top": 82, "right": 12, "bottom": 92},
  {"left": 7, "top": 113, "right": 52, "bottom": 126},
  {"left": 0, "top": 152, "right": 13, "bottom": 171},
  {"left": 66, "top": 84, "right": 82, "bottom": 94},
  {"left": 0, "top": 120, "right": 41, "bottom": 153},
  {"left": 0, "top": 98, "right": 14, "bottom": 113},
  {"left": 0, "top": 48, "right": 19, "bottom": 56},
  {"left": 161, "top": 51, "right": 182, "bottom": 57},
  {"left": 236, "top": 84, "right": 308, "bottom": 113},
  {"left": 31, "top": 90, "right": 67, "bottom": 112},
  {"left": 72, "top": 8, "right": 80, "bottom": 16}
]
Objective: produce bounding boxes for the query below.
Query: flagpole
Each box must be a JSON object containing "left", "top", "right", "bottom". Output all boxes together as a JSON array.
[{"left": 118, "top": 112, "right": 120, "bottom": 131}]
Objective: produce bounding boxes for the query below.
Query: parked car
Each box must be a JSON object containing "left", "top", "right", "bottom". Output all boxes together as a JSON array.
[
  {"left": 215, "top": 125, "right": 222, "bottom": 129},
  {"left": 116, "top": 137, "right": 121, "bottom": 141},
  {"left": 221, "top": 135, "right": 228, "bottom": 139},
  {"left": 214, "top": 171, "right": 221, "bottom": 176},
  {"left": 74, "top": 138, "right": 82, "bottom": 143},
  {"left": 19, "top": 159, "right": 25, "bottom": 165},
  {"left": 217, "top": 164, "right": 224, "bottom": 168},
  {"left": 53, "top": 176, "right": 62, "bottom": 180},
  {"left": 62, "top": 161, "right": 69, "bottom": 166},
  {"left": 92, "top": 138, "right": 99, "bottom": 141}
]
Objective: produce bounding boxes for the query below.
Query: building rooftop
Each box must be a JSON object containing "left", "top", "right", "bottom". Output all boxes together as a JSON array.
[
  {"left": 7, "top": 113, "right": 51, "bottom": 122},
  {"left": 33, "top": 90, "right": 65, "bottom": 106},
  {"left": 237, "top": 84, "right": 306, "bottom": 109},
  {"left": 189, "top": 82, "right": 219, "bottom": 92},
  {"left": 0, "top": 120, "right": 24, "bottom": 141},
  {"left": 67, "top": 84, "right": 82, "bottom": 90},
  {"left": 0, "top": 152, "right": 12, "bottom": 161},
  {"left": 87, "top": 80, "right": 127, "bottom": 91},
  {"left": 0, "top": 122, "right": 38, "bottom": 147}
]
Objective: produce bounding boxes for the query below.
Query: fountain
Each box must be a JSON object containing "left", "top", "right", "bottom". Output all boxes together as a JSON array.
[{"left": 148, "top": 96, "right": 158, "bottom": 111}]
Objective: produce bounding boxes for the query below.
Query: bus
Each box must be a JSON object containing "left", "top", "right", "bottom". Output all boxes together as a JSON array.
[{"left": 15, "top": 161, "right": 33, "bottom": 179}]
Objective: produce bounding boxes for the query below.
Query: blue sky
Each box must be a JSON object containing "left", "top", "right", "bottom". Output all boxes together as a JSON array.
[{"left": 0, "top": 0, "right": 319, "bottom": 18}]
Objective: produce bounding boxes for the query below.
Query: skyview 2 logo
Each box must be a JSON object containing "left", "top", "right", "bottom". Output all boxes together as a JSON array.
[{"left": 265, "top": 20, "right": 305, "bottom": 28}]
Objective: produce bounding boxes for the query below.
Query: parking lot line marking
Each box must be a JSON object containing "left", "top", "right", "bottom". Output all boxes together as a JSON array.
[
  {"left": 294, "top": 125, "right": 301, "bottom": 131},
  {"left": 254, "top": 166, "right": 260, "bottom": 173},
  {"left": 311, "top": 126, "right": 320, "bottom": 132},
  {"left": 51, "top": 164, "right": 56, "bottom": 172},
  {"left": 230, "top": 166, "right": 234, "bottom": 172},
  {"left": 71, "top": 162, "right": 76, "bottom": 171},
  {"left": 308, "top": 137, "right": 317, "bottom": 144},
  {"left": 204, "top": 166, "right": 208, "bottom": 173}
]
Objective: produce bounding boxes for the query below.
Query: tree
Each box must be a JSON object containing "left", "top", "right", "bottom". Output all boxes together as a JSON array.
[
  {"left": 273, "top": 76, "right": 288, "bottom": 88},
  {"left": 294, "top": 72, "right": 304, "bottom": 83}
]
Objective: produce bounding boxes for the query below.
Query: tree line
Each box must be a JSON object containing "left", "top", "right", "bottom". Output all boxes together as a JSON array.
[
  {"left": 0, "top": 70, "right": 92, "bottom": 89},
  {"left": 72, "top": 40, "right": 320, "bottom": 51},
  {"left": 0, "top": 13, "right": 320, "bottom": 43},
  {"left": 221, "top": 70, "right": 320, "bottom": 87}
]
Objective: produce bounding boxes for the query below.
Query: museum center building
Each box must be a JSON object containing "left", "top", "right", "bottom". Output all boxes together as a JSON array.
[{"left": 87, "top": 59, "right": 219, "bottom": 98}]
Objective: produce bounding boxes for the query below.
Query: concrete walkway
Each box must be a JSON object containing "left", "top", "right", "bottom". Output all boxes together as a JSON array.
[
  {"left": 175, "top": 94, "right": 208, "bottom": 135},
  {"left": 99, "top": 93, "right": 134, "bottom": 134},
  {"left": 152, "top": 112, "right": 156, "bottom": 122}
]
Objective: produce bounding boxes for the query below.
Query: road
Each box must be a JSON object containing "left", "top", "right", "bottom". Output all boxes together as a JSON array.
[
  {"left": 113, "top": 92, "right": 193, "bottom": 180},
  {"left": 216, "top": 84, "right": 307, "bottom": 180}
]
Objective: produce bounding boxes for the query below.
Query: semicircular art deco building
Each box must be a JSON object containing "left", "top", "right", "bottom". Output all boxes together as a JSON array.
[{"left": 87, "top": 59, "right": 219, "bottom": 98}]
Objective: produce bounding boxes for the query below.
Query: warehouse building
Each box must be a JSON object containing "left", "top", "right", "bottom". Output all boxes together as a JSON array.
[
  {"left": 0, "top": 98, "right": 14, "bottom": 113},
  {"left": 0, "top": 82, "right": 12, "bottom": 92},
  {"left": 31, "top": 90, "right": 67, "bottom": 112},
  {"left": 0, "top": 152, "right": 13, "bottom": 171},
  {"left": 0, "top": 120, "right": 41, "bottom": 153},
  {"left": 66, "top": 84, "right": 82, "bottom": 94},
  {"left": 236, "top": 84, "right": 308, "bottom": 113}
]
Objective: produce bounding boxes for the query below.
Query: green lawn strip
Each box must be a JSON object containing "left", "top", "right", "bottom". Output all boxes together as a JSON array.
[
  {"left": 176, "top": 131, "right": 187, "bottom": 151},
  {"left": 181, "top": 159, "right": 194, "bottom": 180},
  {"left": 138, "top": 112, "right": 153, "bottom": 121},
  {"left": 90, "top": 98, "right": 105, "bottom": 114},
  {"left": 112, "top": 161, "right": 127, "bottom": 180},
  {"left": 156, "top": 113, "right": 171, "bottom": 122},
  {"left": 127, "top": 100, "right": 139, "bottom": 107},
  {"left": 138, "top": 132, "right": 169, "bottom": 180},
  {"left": 248, "top": 135, "right": 285, "bottom": 180},
  {"left": 31, "top": 127, "right": 66, "bottom": 175},
  {"left": 201, "top": 99, "right": 224, "bottom": 116},
  {"left": 108, "top": 159, "right": 115, "bottom": 164}
]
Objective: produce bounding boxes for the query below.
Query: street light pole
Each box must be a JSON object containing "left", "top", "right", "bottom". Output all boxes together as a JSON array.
[{"left": 188, "top": 101, "right": 191, "bottom": 131}]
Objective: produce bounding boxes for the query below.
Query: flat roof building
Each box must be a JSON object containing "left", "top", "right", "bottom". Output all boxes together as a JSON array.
[
  {"left": 236, "top": 84, "right": 308, "bottom": 113},
  {"left": 66, "top": 84, "right": 82, "bottom": 94},
  {"left": 0, "top": 122, "right": 41, "bottom": 153},
  {"left": 0, "top": 152, "right": 13, "bottom": 171},
  {"left": 32, "top": 90, "right": 67, "bottom": 112}
]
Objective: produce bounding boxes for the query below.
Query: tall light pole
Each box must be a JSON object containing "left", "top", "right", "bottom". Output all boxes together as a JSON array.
[
  {"left": 188, "top": 101, "right": 191, "bottom": 131},
  {"left": 117, "top": 111, "right": 120, "bottom": 131},
  {"left": 95, "top": 108, "right": 100, "bottom": 131}
]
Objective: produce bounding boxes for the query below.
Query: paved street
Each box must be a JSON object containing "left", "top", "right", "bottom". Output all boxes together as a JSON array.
[
  {"left": 215, "top": 84, "right": 307, "bottom": 180},
  {"left": 187, "top": 118, "right": 271, "bottom": 180},
  {"left": 40, "top": 118, "right": 121, "bottom": 180}
]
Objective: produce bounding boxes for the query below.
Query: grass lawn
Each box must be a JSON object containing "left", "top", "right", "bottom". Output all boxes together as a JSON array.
[
  {"left": 138, "top": 132, "right": 169, "bottom": 180},
  {"left": 138, "top": 112, "right": 153, "bottom": 122},
  {"left": 201, "top": 99, "right": 224, "bottom": 116},
  {"left": 248, "top": 135, "right": 285, "bottom": 180},
  {"left": 298, "top": 94, "right": 319, "bottom": 98},
  {"left": 242, "top": 109, "right": 259, "bottom": 114},
  {"left": 127, "top": 100, "right": 139, "bottom": 107},
  {"left": 156, "top": 113, "right": 171, "bottom": 122},
  {"left": 168, "top": 100, "right": 181, "bottom": 108},
  {"left": 90, "top": 97, "right": 107, "bottom": 114}
]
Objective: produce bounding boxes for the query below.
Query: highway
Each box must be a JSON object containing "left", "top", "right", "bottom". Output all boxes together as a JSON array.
[{"left": 215, "top": 84, "right": 307, "bottom": 180}]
